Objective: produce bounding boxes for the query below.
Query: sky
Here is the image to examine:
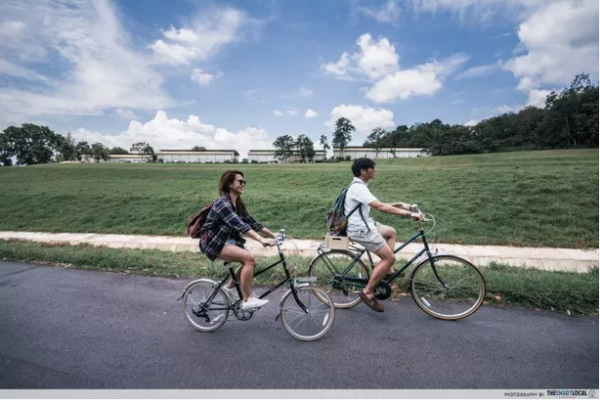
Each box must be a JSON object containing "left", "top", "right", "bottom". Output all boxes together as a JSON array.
[{"left": 0, "top": 0, "right": 598, "bottom": 158}]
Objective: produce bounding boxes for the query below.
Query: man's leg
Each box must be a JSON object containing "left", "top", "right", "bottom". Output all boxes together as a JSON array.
[
  {"left": 377, "top": 223, "right": 397, "bottom": 251},
  {"left": 375, "top": 223, "right": 403, "bottom": 277},
  {"left": 363, "top": 244, "right": 395, "bottom": 300}
]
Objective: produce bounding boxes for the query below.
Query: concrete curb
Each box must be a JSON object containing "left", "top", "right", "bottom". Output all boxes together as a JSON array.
[{"left": 0, "top": 231, "right": 597, "bottom": 273}]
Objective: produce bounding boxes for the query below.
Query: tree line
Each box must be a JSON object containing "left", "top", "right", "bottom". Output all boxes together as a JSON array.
[
  {"left": 0, "top": 123, "right": 158, "bottom": 166},
  {"left": 2, "top": 74, "right": 597, "bottom": 166},
  {"left": 361, "top": 73, "right": 598, "bottom": 156}
]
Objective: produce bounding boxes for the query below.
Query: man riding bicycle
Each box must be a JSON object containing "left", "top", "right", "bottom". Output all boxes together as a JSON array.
[{"left": 345, "top": 158, "right": 423, "bottom": 312}]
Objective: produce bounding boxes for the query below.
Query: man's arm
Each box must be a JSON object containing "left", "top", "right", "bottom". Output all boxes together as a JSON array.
[
  {"left": 369, "top": 200, "right": 422, "bottom": 220},
  {"left": 390, "top": 201, "right": 413, "bottom": 210}
]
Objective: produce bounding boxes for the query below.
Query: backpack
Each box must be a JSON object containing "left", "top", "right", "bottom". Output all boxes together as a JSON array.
[
  {"left": 187, "top": 201, "right": 215, "bottom": 239},
  {"left": 326, "top": 182, "right": 370, "bottom": 236}
]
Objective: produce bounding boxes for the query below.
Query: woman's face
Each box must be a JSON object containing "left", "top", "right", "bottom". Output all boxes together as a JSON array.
[{"left": 230, "top": 174, "right": 246, "bottom": 195}]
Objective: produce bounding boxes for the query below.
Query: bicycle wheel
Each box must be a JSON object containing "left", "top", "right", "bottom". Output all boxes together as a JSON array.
[
  {"left": 307, "top": 250, "right": 370, "bottom": 309},
  {"left": 410, "top": 255, "right": 486, "bottom": 320},
  {"left": 280, "top": 286, "right": 335, "bottom": 341},
  {"left": 182, "top": 279, "right": 230, "bottom": 332}
]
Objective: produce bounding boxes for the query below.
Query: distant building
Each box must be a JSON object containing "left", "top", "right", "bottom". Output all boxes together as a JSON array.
[
  {"left": 158, "top": 149, "right": 239, "bottom": 163},
  {"left": 107, "top": 154, "right": 149, "bottom": 163},
  {"left": 248, "top": 149, "right": 326, "bottom": 163},
  {"left": 333, "top": 147, "right": 428, "bottom": 160}
]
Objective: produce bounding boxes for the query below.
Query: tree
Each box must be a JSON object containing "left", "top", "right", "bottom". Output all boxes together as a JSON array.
[
  {"left": 76, "top": 141, "right": 91, "bottom": 162},
  {"left": 296, "top": 135, "right": 315, "bottom": 162},
  {"left": 90, "top": 142, "right": 110, "bottom": 163},
  {"left": 130, "top": 141, "right": 155, "bottom": 161},
  {"left": 332, "top": 117, "right": 355, "bottom": 156},
  {"left": 57, "top": 133, "right": 78, "bottom": 162},
  {"left": 319, "top": 135, "right": 330, "bottom": 153},
  {"left": 364, "top": 127, "right": 388, "bottom": 157},
  {"left": 191, "top": 146, "right": 207, "bottom": 151},
  {"left": 272, "top": 135, "right": 295, "bottom": 161},
  {"left": 109, "top": 146, "right": 129, "bottom": 154},
  {"left": 0, "top": 124, "right": 63, "bottom": 165}
]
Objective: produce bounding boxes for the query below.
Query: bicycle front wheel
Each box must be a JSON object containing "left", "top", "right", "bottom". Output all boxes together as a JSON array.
[
  {"left": 307, "top": 250, "right": 370, "bottom": 309},
  {"left": 280, "top": 286, "right": 335, "bottom": 341},
  {"left": 410, "top": 255, "right": 486, "bottom": 320},
  {"left": 182, "top": 279, "right": 230, "bottom": 332}
]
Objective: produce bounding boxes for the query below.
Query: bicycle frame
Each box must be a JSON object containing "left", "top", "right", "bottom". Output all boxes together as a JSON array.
[
  {"left": 318, "top": 226, "right": 443, "bottom": 287},
  {"left": 200, "top": 245, "right": 310, "bottom": 314}
]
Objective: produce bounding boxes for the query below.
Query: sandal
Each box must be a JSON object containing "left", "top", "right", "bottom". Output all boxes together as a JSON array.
[{"left": 359, "top": 291, "right": 384, "bottom": 312}]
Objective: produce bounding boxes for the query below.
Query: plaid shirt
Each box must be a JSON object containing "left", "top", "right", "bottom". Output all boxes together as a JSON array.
[{"left": 199, "top": 194, "right": 264, "bottom": 261}]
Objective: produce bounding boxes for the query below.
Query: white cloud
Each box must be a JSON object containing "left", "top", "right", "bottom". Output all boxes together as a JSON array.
[
  {"left": 285, "top": 109, "right": 299, "bottom": 116},
  {"left": 73, "top": 110, "right": 273, "bottom": 159},
  {"left": 526, "top": 89, "right": 551, "bottom": 108},
  {"left": 323, "top": 34, "right": 468, "bottom": 102},
  {"left": 463, "top": 119, "right": 479, "bottom": 127},
  {"left": 305, "top": 109, "right": 317, "bottom": 118},
  {"left": 454, "top": 64, "right": 498, "bottom": 80},
  {"left": 191, "top": 69, "right": 222, "bottom": 85},
  {"left": 0, "top": 0, "right": 172, "bottom": 126},
  {"left": 326, "top": 104, "right": 395, "bottom": 135},
  {"left": 504, "top": 1, "right": 598, "bottom": 93},
  {"left": 451, "top": 99, "right": 466, "bottom": 105},
  {"left": 115, "top": 108, "right": 138, "bottom": 120},
  {"left": 273, "top": 110, "right": 283, "bottom": 116},
  {"left": 366, "top": 53, "right": 468, "bottom": 103},
  {"left": 299, "top": 87, "right": 313, "bottom": 97},
  {"left": 323, "top": 52, "right": 353, "bottom": 79},
  {"left": 150, "top": 7, "right": 258, "bottom": 65},
  {"left": 357, "top": 0, "right": 401, "bottom": 23},
  {"left": 491, "top": 32, "right": 511, "bottom": 39},
  {"left": 323, "top": 34, "right": 399, "bottom": 81},
  {"left": 410, "top": 0, "right": 549, "bottom": 24},
  {"left": 0, "top": 58, "right": 48, "bottom": 82}
]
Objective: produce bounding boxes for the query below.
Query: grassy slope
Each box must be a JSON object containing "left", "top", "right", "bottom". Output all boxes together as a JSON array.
[{"left": 0, "top": 149, "right": 597, "bottom": 248}]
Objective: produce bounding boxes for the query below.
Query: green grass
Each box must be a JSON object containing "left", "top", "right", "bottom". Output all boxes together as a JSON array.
[
  {"left": 1, "top": 239, "right": 597, "bottom": 315},
  {"left": 0, "top": 149, "right": 597, "bottom": 248}
]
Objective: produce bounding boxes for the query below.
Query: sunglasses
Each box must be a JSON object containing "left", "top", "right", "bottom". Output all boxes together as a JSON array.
[{"left": 234, "top": 179, "right": 247, "bottom": 186}]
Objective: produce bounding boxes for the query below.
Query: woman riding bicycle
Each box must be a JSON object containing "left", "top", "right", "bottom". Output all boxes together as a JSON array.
[{"left": 199, "top": 169, "right": 277, "bottom": 310}]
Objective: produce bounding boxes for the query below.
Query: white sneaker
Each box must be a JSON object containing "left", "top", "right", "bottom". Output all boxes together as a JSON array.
[
  {"left": 222, "top": 285, "right": 239, "bottom": 301},
  {"left": 241, "top": 296, "right": 269, "bottom": 310}
]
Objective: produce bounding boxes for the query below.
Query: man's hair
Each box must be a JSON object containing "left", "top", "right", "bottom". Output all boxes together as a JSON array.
[{"left": 351, "top": 158, "right": 376, "bottom": 177}]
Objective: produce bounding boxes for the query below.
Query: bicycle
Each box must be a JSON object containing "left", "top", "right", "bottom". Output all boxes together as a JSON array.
[
  {"left": 179, "top": 230, "right": 335, "bottom": 341},
  {"left": 308, "top": 206, "right": 486, "bottom": 320}
]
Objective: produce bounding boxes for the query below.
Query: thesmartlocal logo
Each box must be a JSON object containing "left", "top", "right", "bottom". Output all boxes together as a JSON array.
[{"left": 546, "top": 389, "right": 597, "bottom": 398}]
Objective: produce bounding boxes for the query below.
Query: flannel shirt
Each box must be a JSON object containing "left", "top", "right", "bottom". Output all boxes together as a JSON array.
[{"left": 199, "top": 194, "right": 264, "bottom": 261}]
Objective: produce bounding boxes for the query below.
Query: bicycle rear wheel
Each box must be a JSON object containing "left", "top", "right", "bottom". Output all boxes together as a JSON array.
[
  {"left": 182, "top": 279, "right": 230, "bottom": 332},
  {"left": 280, "top": 287, "right": 335, "bottom": 341},
  {"left": 307, "top": 250, "right": 370, "bottom": 309},
  {"left": 410, "top": 255, "right": 486, "bottom": 320}
]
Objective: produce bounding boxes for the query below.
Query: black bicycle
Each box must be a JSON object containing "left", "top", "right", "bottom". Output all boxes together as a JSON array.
[
  {"left": 308, "top": 207, "right": 486, "bottom": 320},
  {"left": 180, "top": 230, "right": 335, "bottom": 341}
]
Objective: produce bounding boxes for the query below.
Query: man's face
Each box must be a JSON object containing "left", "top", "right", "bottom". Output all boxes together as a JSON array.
[{"left": 362, "top": 167, "right": 376, "bottom": 180}]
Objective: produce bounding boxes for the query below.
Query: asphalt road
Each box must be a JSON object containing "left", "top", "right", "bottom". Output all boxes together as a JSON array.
[{"left": 0, "top": 261, "right": 597, "bottom": 389}]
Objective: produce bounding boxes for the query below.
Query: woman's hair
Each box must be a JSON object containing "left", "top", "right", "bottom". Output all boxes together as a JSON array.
[{"left": 218, "top": 169, "right": 247, "bottom": 213}]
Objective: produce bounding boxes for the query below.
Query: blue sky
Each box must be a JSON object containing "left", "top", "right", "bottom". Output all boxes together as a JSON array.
[{"left": 0, "top": 0, "right": 598, "bottom": 157}]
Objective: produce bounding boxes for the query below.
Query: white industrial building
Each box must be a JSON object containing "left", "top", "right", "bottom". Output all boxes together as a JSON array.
[
  {"left": 248, "top": 149, "right": 326, "bottom": 163},
  {"left": 333, "top": 147, "right": 428, "bottom": 160},
  {"left": 158, "top": 150, "right": 239, "bottom": 163},
  {"left": 106, "top": 154, "right": 149, "bottom": 163}
]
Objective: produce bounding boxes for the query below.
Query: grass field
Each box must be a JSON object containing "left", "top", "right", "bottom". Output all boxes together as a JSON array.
[{"left": 0, "top": 149, "right": 597, "bottom": 248}]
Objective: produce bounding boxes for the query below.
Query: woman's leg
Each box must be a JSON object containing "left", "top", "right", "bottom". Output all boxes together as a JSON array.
[{"left": 218, "top": 244, "right": 257, "bottom": 302}]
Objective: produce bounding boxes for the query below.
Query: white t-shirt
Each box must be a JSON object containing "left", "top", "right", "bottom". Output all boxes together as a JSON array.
[{"left": 344, "top": 177, "right": 378, "bottom": 233}]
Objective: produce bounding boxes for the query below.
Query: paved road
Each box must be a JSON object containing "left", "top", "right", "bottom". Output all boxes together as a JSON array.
[{"left": 0, "top": 262, "right": 597, "bottom": 389}]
